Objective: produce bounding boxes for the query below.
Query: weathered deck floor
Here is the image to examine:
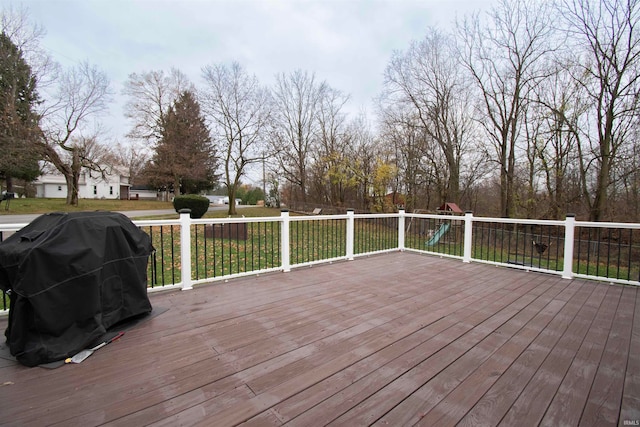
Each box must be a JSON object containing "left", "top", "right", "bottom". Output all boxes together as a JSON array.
[{"left": 0, "top": 252, "right": 638, "bottom": 426}]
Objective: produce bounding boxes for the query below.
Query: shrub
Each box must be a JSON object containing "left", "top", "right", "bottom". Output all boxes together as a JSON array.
[{"left": 173, "top": 194, "right": 210, "bottom": 218}]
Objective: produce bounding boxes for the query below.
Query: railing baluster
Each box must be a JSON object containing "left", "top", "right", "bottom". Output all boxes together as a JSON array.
[
  {"left": 281, "top": 210, "right": 290, "bottom": 272},
  {"left": 563, "top": 215, "right": 575, "bottom": 279},
  {"left": 346, "top": 210, "right": 354, "bottom": 261},
  {"left": 627, "top": 228, "right": 633, "bottom": 282},
  {"left": 178, "top": 210, "right": 192, "bottom": 290},
  {"left": 194, "top": 224, "right": 200, "bottom": 281}
]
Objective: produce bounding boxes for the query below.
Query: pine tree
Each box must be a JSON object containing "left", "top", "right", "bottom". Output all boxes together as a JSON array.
[
  {"left": 0, "top": 31, "right": 41, "bottom": 192},
  {"left": 144, "top": 91, "right": 217, "bottom": 195}
]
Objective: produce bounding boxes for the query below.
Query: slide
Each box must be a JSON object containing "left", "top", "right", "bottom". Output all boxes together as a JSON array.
[{"left": 426, "top": 222, "right": 450, "bottom": 246}]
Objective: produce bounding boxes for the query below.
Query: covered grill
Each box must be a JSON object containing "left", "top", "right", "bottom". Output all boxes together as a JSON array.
[{"left": 0, "top": 211, "right": 153, "bottom": 366}]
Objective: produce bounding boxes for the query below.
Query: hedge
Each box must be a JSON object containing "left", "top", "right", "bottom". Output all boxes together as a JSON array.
[{"left": 173, "top": 194, "right": 210, "bottom": 219}]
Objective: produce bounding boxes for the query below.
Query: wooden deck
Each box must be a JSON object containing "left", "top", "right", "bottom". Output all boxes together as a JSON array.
[{"left": 0, "top": 252, "right": 638, "bottom": 426}]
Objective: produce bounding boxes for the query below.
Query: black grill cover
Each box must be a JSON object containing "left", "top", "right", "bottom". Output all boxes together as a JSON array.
[{"left": 0, "top": 211, "right": 153, "bottom": 366}]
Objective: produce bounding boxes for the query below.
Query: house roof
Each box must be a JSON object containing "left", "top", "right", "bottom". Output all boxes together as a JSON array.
[{"left": 437, "top": 202, "right": 464, "bottom": 213}]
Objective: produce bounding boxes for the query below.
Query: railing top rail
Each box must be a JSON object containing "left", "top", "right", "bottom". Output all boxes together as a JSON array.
[
  {"left": 290, "top": 214, "right": 349, "bottom": 221},
  {"left": 4, "top": 214, "right": 640, "bottom": 230},
  {"left": 575, "top": 220, "right": 640, "bottom": 229},
  {"left": 133, "top": 219, "right": 181, "bottom": 227},
  {"left": 190, "top": 216, "right": 282, "bottom": 225},
  {"left": 352, "top": 213, "right": 400, "bottom": 219},
  {"left": 470, "top": 216, "right": 566, "bottom": 226},
  {"left": 405, "top": 213, "right": 465, "bottom": 221}
]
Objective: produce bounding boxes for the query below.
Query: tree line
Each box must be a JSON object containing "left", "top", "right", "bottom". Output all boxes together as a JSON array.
[{"left": 1, "top": 0, "right": 639, "bottom": 221}]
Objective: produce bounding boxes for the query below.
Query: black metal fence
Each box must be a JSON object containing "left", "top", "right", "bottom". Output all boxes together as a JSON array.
[
  {"left": 574, "top": 225, "right": 640, "bottom": 282},
  {"left": 470, "top": 220, "right": 565, "bottom": 272},
  {"left": 404, "top": 216, "right": 464, "bottom": 257},
  {"left": 354, "top": 215, "right": 399, "bottom": 255}
]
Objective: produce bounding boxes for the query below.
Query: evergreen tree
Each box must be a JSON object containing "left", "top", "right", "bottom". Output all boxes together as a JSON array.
[
  {"left": 144, "top": 90, "right": 217, "bottom": 195},
  {"left": 0, "top": 31, "right": 41, "bottom": 192}
]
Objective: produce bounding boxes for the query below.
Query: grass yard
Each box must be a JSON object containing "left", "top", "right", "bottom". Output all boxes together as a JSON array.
[
  {"left": 203, "top": 206, "right": 282, "bottom": 218},
  {"left": 0, "top": 198, "right": 174, "bottom": 215},
  {"left": 0, "top": 197, "right": 283, "bottom": 218},
  {"left": 144, "top": 217, "right": 402, "bottom": 287}
]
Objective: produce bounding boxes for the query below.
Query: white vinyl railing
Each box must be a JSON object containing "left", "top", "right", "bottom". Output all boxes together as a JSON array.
[{"left": 1, "top": 209, "right": 638, "bottom": 312}]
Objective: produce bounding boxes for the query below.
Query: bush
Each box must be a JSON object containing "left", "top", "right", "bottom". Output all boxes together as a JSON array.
[{"left": 173, "top": 194, "right": 210, "bottom": 218}]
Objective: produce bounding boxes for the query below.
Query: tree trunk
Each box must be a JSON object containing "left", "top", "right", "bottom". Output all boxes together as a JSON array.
[
  {"left": 174, "top": 176, "right": 181, "bottom": 198},
  {"left": 64, "top": 172, "right": 80, "bottom": 206},
  {"left": 227, "top": 184, "right": 237, "bottom": 216},
  {"left": 66, "top": 151, "right": 82, "bottom": 206},
  {"left": 590, "top": 106, "right": 614, "bottom": 222},
  {"left": 447, "top": 166, "right": 460, "bottom": 204},
  {"left": 591, "top": 158, "right": 610, "bottom": 222},
  {"left": 500, "top": 165, "right": 509, "bottom": 217}
]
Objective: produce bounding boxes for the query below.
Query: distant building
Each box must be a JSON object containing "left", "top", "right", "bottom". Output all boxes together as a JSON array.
[
  {"left": 206, "top": 195, "right": 226, "bottom": 205},
  {"left": 205, "top": 195, "right": 242, "bottom": 205},
  {"left": 34, "top": 168, "right": 131, "bottom": 200},
  {"left": 130, "top": 186, "right": 159, "bottom": 200}
]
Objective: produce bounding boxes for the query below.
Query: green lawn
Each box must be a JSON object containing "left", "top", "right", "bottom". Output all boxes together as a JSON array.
[
  {"left": 203, "top": 206, "right": 283, "bottom": 218},
  {"left": 0, "top": 197, "right": 283, "bottom": 218},
  {"left": 144, "top": 217, "right": 399, "bottom": 287},
  {"left": 0, "top": 198, "right": 174, "bottom": 215}
]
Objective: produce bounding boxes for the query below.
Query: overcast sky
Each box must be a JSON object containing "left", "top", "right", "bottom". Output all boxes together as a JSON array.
[{"left": 20, "top": 0, "right": 497, "bottom": 142}]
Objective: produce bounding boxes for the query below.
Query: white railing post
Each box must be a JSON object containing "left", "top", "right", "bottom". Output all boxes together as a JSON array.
[
  {"left": 563, "top": 214, "right": 575, "bottom": 279},
  {"left": 281, "top": 210, "right": 291, "bottom": 272},
  {"left": 346, "top": 209, "right": 354, "bottom": 260},
  {"left": 398, "top": 209, "right": 405, "bottom": 251},
  {"left": 179, "top": 209, "right": 193, "bottom": 290},
  {"left": 463, "top": 211, "right": 473, "bottom": 263}
]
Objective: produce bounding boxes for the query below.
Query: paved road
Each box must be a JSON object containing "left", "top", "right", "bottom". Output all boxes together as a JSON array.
[{"left": 0, "top": 205, "right": 244, "bottom": 225}]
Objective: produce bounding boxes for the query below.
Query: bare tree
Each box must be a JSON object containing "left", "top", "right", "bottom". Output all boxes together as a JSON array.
[
  {"left": 383, "top": 27, "right": 475, "bottom": 205},
  {"left": 1, "top": 3, "right": 57, "bottom": 89},
  {"left": 529, "top": 62, "right": 589, "bottom": 219},
  {"left": 310, "top": 86, "right": 350, "bottom": 205},
  {"left": 269, "top": 70, "right": 326, "bottom": 203},
  {"left": 201, "top": 62, "right": 270, "bottom": 215},
  {"left": 558, "top": 0, "right": 640, "bottom": 221},
  {"left": 617, "top": 130, "right": 640, "bottom": 219},
  {"left": 458, "top": 0, "right": 556, "bottom": 217},
  {"left": 342, "top": 113, "right": 380, "bottom": 211},
  {"left": 110, "top": 140, "right": 149, "bottom": 187},
  {"left": 39, "top": 62, "right": 112, "bottom": 205},
  {"left": 122, "top": 68, "right": 190, "bottom": 143},
  {"left": 377, "top": 104, "right": 433, "bottom": 212}
]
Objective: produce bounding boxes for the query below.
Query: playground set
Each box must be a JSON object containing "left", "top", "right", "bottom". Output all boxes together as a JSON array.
[{"left": 406, "top": 202, "right": 464, "bottom": 246}]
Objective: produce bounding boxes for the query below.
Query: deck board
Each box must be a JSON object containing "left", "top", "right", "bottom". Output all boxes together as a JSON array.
[
  {"left": 496, "top": 280, "right": 601, "bottom": 426},
  {"left": 579, "top": 285, "right": 636, "bottom": 427},
  {"left": 371, "top": 277, "right": 574, "bottom": 427},
  {"left": 408, "top": 279, "right": 598, "bottom": 426},
  {"left": 620, "top": 289, "right": 640, "bottom": 424},
  {"left": 0, "top": 252, "right": 637, "bottom": 426}
]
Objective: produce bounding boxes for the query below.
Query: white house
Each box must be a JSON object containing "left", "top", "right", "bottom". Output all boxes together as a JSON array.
[
  {"left": 34, "top": 169, "right": 131, "bottom": 200},
  {"left": 205, "top": 195, "right": 242, "bottom": 205}
]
